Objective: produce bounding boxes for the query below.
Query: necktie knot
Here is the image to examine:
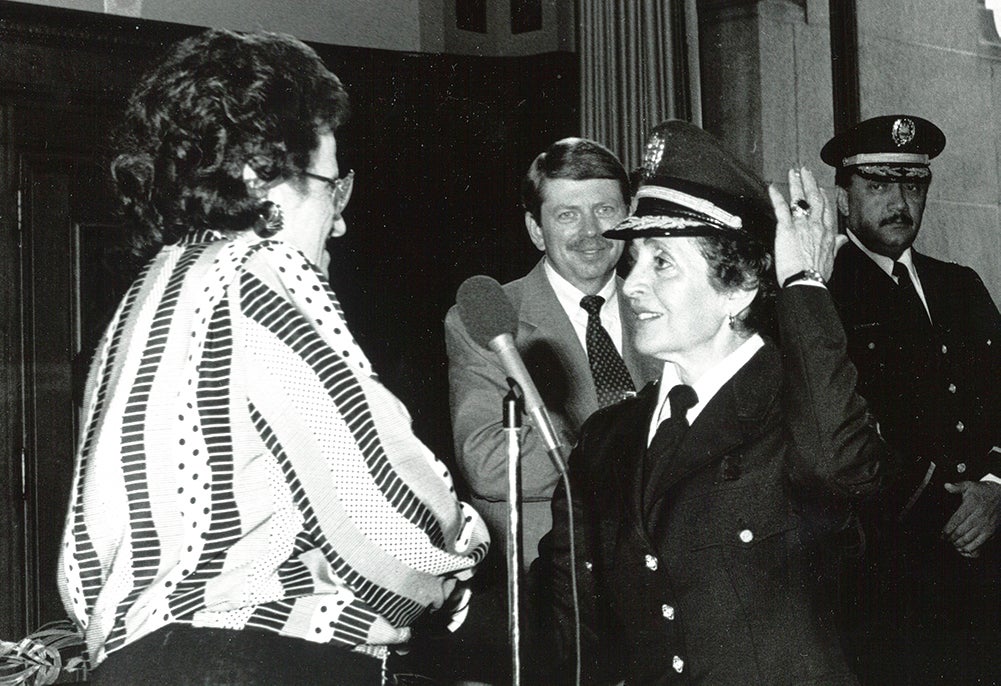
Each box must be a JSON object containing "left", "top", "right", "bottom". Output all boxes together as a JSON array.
[
  {"left": 667, "top": 384, "right": 698, "bottom": 422},
  {"left": 644, "top": 384, "right": 698, "bottom": 492},
  {"left": 580, "top": 294, "right": 605, "bottom": 317}
]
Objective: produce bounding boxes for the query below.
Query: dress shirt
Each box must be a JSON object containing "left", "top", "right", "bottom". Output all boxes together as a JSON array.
[
  {"left": 647, "top": 334, "right": 765, "bottom": 444},
  {"left": 543, "top": 258, "right": 623, "bottom": 353}
]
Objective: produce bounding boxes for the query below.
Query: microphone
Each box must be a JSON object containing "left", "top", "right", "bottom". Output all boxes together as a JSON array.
[
  {"left": 457, "top": 274, "right": 580, "bottom": 685},
  {"left": 455, "top": 275, "right": 568, "bottom": 469}
]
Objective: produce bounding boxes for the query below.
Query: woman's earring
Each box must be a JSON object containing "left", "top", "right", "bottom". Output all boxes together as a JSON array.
[{"left": 255, "top": 201, "right": 284, "bottom": 237}]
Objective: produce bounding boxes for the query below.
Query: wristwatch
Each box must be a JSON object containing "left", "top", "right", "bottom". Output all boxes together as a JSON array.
[{"left": 782, "top": 269, "right": 826, "bottom": 288}]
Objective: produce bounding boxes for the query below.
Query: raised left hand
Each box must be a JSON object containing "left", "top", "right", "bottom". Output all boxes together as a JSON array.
[
  {"left": 768, "top": 167, "right": 846, "bottom": 285},
  {"left": 942, "top": 480, "right": 1001, "bottom": 556}
]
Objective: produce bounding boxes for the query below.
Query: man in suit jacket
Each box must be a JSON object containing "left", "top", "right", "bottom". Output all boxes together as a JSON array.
[
  {"left": 445, "top": 137, "right": 659, "bottom": 569},
  {"left": 824, "top": 115, "right": 1001, "bottom": 684}
]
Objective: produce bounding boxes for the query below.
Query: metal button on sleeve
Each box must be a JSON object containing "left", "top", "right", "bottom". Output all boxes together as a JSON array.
[
  {"left": 661, "top": 604, "right": 675, "bottom": 620},
  {"left": 673, "top": 656, "right": 684, "bottom": 673},
  {"left": 645, "top": 554, "right": 659, "bottom": 571},
  {"left": 739, "top": 529, "right": 754, "bottom": 543}
]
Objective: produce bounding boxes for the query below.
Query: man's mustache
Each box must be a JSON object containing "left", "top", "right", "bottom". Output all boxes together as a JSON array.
[
  {"left": 880, "top": 213, "right": 913, "bottom": 227},
  {"left": 569, "top": 238, "right": 614, "bottom": 250}
]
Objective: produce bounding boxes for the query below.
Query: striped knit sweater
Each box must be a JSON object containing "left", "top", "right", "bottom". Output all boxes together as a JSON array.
[{"left": 58, "top": 230, "right": 490, "bottom": 668}]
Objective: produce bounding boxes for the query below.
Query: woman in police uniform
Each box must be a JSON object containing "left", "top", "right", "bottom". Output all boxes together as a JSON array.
[{"left": 536, "top": 120, "right": 893, "bottom": 685}]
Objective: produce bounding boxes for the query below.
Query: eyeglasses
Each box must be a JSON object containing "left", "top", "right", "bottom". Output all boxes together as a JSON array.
[{"left": 303, "top": 169, "right": 354, "bottom": 217}]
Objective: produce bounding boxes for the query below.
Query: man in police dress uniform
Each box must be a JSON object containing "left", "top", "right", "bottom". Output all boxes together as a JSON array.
[{"left": 824, "top": 115, "right": 1001, "bottom": 685}]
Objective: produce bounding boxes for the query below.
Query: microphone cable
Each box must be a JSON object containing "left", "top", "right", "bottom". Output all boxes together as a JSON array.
[{"left": 551, "top": 446, "right": 581, "bottom": 686}]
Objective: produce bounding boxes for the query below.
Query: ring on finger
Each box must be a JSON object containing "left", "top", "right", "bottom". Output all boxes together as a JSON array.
[{"left": 791, "top": 198, "right": 811, "bottom": 219}]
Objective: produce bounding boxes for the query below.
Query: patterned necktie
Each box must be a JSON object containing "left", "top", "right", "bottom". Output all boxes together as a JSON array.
[
  {"left": 580, "top": 294, "right": 635, "bottom": 407},
  {"left": 892, "top": 261, "right": 931, "bottom": 327},
  {"left": 643, "top": 384, "right": 699, "bottom": 504}
]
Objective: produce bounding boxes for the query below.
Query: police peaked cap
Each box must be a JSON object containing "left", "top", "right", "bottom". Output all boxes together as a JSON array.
[
  {"left": 820, "top": 114, "right": 945, "bottom": 182},
  {"left": 604, "top": 119, "right": 774, "bottom": 244}
]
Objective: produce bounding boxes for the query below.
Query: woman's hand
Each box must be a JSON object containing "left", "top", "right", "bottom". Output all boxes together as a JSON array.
[{"left": 768, "top": 167, "right": 846, "bottom": 285}]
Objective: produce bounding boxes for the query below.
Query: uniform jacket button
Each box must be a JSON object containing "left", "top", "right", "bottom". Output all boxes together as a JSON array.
[
  {"left": 645, "top": 554, "right": 659, "bottom": 571},
  {"left": 661, "top": 604, "right": 675, "bottom": 620},
  {"left": 739, "top": 529, "right": 754, "bottom": 543},
  {"left": 673, "top": 656, "right": 684, "bottom": 673},
  {"left": 957, "top": 463, "right": 967, "bottom": 474},
  {"left": 956, "top": 421, "right": 965, "bottom": 432},
  {"left": 867, "top": 341, "right": 875, "bottom": 350},
  {"left": 948, "top": 383, "right": 957, "bottom": 393},
  {"left": 584, "top": 560, "right": 593, "bottom": 571},
  {"left": 941, "top": 344, "right": 948, "bottom": 354}
]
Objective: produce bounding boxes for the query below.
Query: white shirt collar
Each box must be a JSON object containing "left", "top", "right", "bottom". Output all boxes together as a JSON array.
[
  {"left": 544, "top": 257, "right": 617, "bottom": 305},
  {"left": 846, "top": 230, "right": 916, "bottom": 279},
  {"left": 648, "top": 334, "right": 765, "bottom": 444},
  {"left": 543, "top": 257, "right": 622, "bottom": 348}
]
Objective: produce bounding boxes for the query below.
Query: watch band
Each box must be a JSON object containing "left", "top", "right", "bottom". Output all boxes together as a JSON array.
[{"left": 782, "top": 268, "right": 826, "bottom": 288}]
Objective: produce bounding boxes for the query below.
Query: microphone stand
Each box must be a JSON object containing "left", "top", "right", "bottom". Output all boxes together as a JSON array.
[{"left": 503, "top": 382, "right": 523, "bottom": 686}]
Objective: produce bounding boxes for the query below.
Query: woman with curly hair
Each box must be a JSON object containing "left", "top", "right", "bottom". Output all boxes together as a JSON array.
[{"left": 57, "top": 29, "right": 488, "bottom": 685}]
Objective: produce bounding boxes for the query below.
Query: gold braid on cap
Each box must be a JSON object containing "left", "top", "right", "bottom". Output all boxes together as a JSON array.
[
  {"left": 635, "top": 186, "right": 744, "bottom": 230},
  {"left": 855, "top": 164, "right": 931, "bottom": 181},
  {"left": 612, "top": 215, "right": 720, "bottom": 233}
]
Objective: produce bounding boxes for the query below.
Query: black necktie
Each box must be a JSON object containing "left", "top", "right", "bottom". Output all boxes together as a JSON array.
[
  {"left": 643, "top": 384, "right": 699, "bottom": 505},
  {"left": 580, "top": 295, "right": 635, "bottom": 408},
  {"left": 892, "top": 261, "right": 931, "bottom": 327},
  {"left": 648, "top": 384, "right": 699, "bottom": 457}
]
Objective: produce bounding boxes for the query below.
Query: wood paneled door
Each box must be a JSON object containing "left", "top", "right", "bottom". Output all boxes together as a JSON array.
[{"left": 2, "top": 95, "right": 129, "bottom": 638}]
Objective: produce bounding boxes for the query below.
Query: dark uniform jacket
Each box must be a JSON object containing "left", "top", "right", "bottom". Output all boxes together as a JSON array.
[
  {"left": 537, "top": 287, "right": 891, "bottom": 685},
  {"left": 828, "top": 242, "right": 1001, "bottom": 517},
  {"left": 826, "top": 241, "right": 1001, "bottom": 683}
]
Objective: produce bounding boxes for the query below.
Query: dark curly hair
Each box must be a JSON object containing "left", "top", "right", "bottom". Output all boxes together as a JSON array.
[
  {"left": 111, "top": 29, "right": 350, "bottom": 260},
  {"left": 521, "top": 138, "right": 630, "bottom": 224},
  {"left": 695, "top": 233, "right": 778, "bottom": 338}
]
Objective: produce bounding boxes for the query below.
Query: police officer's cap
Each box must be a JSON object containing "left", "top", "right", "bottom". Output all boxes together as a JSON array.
[
  {"left": 820, "top": 114, "right": 945, "bottom": 183},
  {"left": 604, "top": 119, "right": 773, "bottom": 244}
]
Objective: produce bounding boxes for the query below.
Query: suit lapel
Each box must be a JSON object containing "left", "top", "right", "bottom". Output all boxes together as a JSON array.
[
  {"left": 616, "top": 383, "right": 660, "bottom": 522},
  {"left": 517, "top": 260, "right": 598, "bottom": 425}
]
